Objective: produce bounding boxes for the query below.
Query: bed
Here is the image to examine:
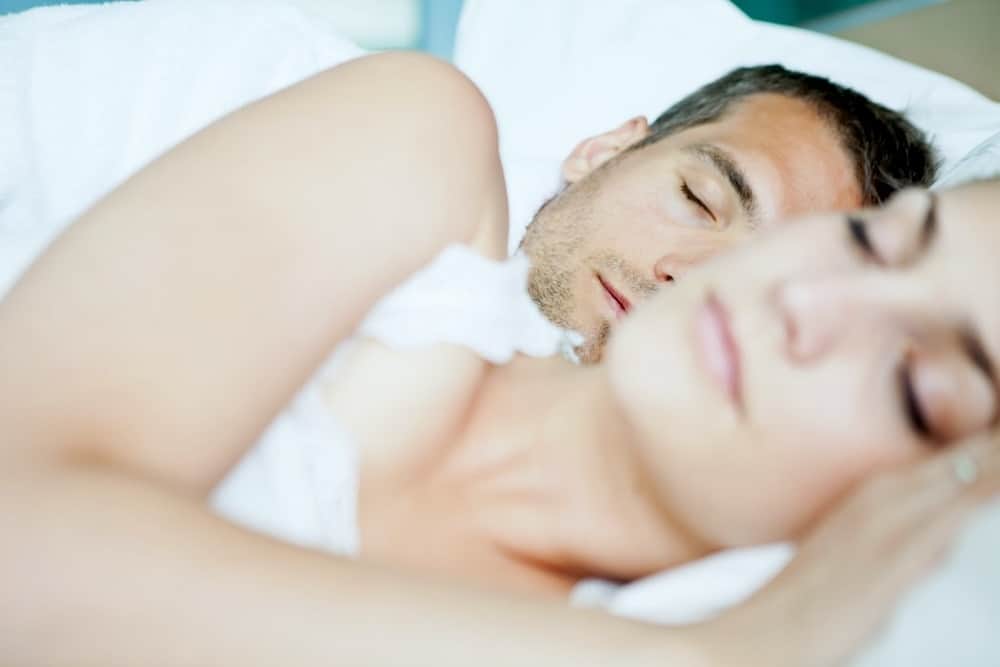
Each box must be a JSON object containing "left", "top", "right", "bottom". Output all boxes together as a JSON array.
[{"left": 1, "top": 1, "right": 998, "bottom": 663}]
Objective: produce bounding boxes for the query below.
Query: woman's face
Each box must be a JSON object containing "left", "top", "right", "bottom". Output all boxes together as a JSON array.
[{"left": 606, "top": 179, "right": 1000, "bottom": 547}]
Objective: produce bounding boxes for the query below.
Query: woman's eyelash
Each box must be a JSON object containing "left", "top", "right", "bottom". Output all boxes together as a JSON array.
[
  {"left": 681, "top": 182, "right": 715, "bottom": 220},
  {"left": 898, "top": 360, "right": 933, "bottom": 443},
  {"left": 847, "top": 216, "right": 883, "bottom": 264}
]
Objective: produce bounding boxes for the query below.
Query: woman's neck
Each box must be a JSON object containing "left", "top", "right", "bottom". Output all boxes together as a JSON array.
[{"left": 418, "top": 355, "right": 713, "bottom": 591}]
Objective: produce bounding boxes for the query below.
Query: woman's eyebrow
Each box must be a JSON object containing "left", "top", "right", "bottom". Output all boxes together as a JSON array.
[{"left": 920, "top": 192, "right": 938, "bottom": 250}]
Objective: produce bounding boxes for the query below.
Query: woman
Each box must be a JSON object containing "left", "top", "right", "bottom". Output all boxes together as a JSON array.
[{"left": 1, "top": 53, "right": 997, "bottom": 666}]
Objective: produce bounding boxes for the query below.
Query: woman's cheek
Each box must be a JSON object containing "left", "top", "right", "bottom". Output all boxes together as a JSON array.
[{"left": 765, "top": 407, "right": 916, "bottom": 520}]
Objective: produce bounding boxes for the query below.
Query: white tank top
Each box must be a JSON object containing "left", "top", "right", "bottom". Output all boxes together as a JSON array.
[{"left": 211, "top": 245, "right": 575, "bottom": 556}]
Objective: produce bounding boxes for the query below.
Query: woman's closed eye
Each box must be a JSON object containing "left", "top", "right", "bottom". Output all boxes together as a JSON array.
[
  {"left": 845, "top": 193, "right": 938, "bottom": 267},
  {"left": 847, "top": 216, "right": 882, "bottom": 264},
  {"left": 898, "top": 339, "right": 999, "bottom": 446},
  {"left": 899, "top": 356, "right": 933, "bottom": 443}
]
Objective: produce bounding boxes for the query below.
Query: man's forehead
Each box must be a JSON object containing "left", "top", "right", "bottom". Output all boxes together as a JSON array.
[
  {"left": 674, "top": 93, "right": 838, "bottom": 158},
  {"left": 717, "top": 92, "right": 827, "bottom": 131}
]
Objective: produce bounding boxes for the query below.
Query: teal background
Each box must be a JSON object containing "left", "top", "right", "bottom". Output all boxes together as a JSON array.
[
  {"left": 2, "top": 0, "right": 108, "bottom": 10},
  {"left": 734, "top": 0, "right": 874, "bottom": 23}
]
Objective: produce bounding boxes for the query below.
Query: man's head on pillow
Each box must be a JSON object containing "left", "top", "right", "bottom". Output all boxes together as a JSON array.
[{"left": 520, "top": 64, "right": 937, "bottom": 362}]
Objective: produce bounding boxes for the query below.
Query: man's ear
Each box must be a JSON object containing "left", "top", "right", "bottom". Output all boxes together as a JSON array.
[{"left": 561, "top": 116, "right": 650, "bottom": 183}]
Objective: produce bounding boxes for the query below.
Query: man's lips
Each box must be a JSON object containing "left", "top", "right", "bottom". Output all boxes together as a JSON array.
[
  {"left": 696, "top": 292, "right": 744, "bottom": 410},
  {"left": 597, "top": 273, "right": 632, "bottom": 321}
]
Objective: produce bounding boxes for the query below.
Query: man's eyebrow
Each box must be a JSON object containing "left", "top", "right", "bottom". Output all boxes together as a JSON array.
[{"left": 686, "top": 144, "right": 758, "bottom": 221}]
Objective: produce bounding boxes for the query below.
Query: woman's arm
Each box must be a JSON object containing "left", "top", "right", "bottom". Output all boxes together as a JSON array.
[
  {"left": 2, "top": 463, "right": 690, "bottom": 667},
  {"left": 0, "top": 52, "right": 507, "bottom": 493},
  {"left": 4, "top": 420, "right": 997, "bottom": 667},
  {"left": 2, "top": 52, "right": 687, "bottom": 667},
  {"left": 0, "top": 52, "right": 690, "bottom": 667}
]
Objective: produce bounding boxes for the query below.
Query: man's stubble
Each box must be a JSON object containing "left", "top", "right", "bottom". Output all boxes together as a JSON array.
[{"left": 521, "top": 178, "right": 658, "bottom": 362}]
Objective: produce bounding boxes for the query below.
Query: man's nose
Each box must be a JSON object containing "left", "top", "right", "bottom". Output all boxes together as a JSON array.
[
  {"left": 654, "top": 246, "right": 720, "bottom": 283},
  {"left": 653, "top": 258, "right": 676, "bottom": 283}
]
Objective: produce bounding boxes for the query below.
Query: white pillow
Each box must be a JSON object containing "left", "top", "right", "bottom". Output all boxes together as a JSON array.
[
  {"left": 279, "top": 0, "right": 421, "bottom": 50},
  {"left": 0, "top": 0, "right": 365, "bottom": 296},
  {"left": 935, "top": 131, "right": 1000, "bottom": 188},
  {"left": 575, "top": 503, "right": 1000, "bottom": 666},
  {"left": 853, "top": 501, "right": 1000, "bottom": 666},
  {"left": 453, "top": 0, "right": 1000, "bottom": 250}
]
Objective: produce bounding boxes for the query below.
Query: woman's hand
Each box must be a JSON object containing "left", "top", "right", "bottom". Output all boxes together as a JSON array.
[{"left": 695, "top": 434, "right": 1000, "bottom": 667}]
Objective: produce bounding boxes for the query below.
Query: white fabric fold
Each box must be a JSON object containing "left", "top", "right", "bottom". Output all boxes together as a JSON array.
[
  {"left": 214, "top": 244, "right": 572, "bottom": 557},
  {"left": 359, "top": 247, "right": 573, "bottom": 364}
]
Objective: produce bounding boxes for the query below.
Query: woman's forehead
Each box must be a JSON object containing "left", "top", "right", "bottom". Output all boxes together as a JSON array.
[{"left": 937, "top": 181, "right": 1000, "bottom": 384}]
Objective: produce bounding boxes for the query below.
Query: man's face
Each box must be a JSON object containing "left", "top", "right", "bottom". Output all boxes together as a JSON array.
[{"left": 521, "top": 93, "right": 863, "bottom": 362}]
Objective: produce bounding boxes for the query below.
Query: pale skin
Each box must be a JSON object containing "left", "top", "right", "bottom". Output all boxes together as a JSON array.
[{"left": 1, "top": 53, "right": 999, "bottom": 667}]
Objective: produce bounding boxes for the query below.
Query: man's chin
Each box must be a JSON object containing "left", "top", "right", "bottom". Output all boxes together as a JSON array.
[
  {"left": 575, "top": 342, "right": 602, "bottom": 364},
  {"left": 574, "top": 321, "right": 613, "bottom": 364}
]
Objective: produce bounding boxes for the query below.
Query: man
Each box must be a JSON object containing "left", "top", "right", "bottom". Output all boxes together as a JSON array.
[{"left": 520, "top": 65, "right": 937, "bottom": 361}]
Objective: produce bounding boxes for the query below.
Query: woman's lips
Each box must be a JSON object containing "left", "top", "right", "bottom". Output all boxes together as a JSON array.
[
  {"left": 696, "top": 292, "right": 744, "bottom": 410},
  {"left": 597, "top": 273, "right": 631, "bottom": 321}
]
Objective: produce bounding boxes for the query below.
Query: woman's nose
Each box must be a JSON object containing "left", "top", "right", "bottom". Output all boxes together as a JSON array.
[
  {"left": 772, "top": 273, "right": 930, "bottom": 363},
  {"left": 774, "top": 277, "right": 851, "bottom": 362}
]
